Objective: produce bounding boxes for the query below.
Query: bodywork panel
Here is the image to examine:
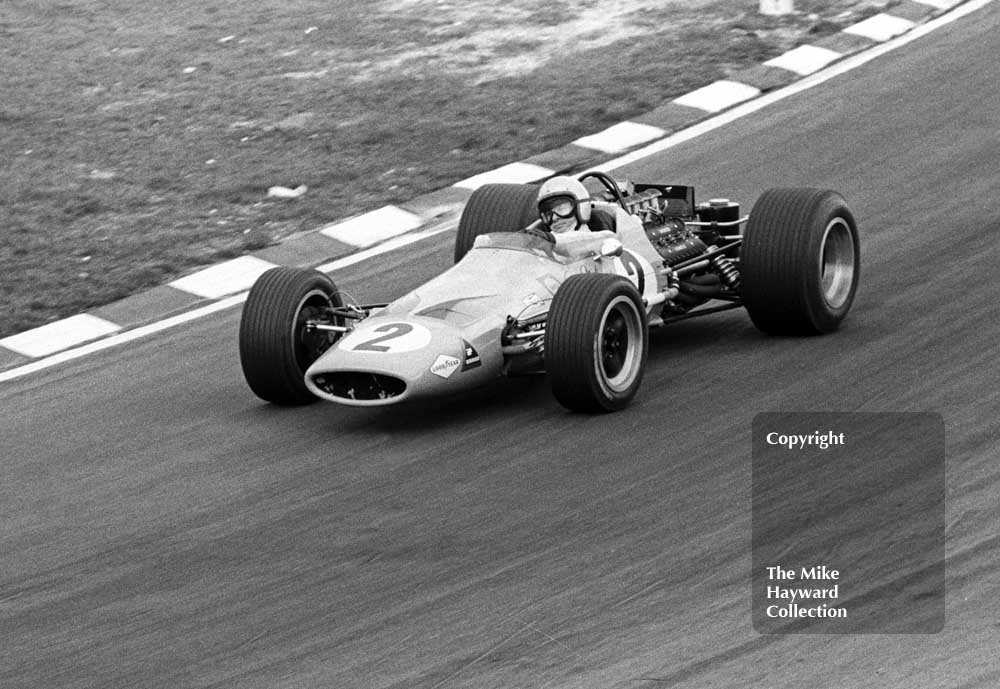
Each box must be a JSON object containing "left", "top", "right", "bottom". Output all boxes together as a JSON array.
[{"left": 305, "top": 231, "right": 660, "bottom": 405}]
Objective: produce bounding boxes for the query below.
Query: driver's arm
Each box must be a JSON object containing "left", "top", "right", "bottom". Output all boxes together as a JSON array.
[
  {"left": 552, "top": 229, "right": 617, "bottom": 258},
  {"left": 520, "top": 219, "right": 555, "bottom": 243}
]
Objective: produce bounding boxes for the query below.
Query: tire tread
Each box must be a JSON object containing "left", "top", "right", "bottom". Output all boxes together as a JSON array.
[
  {"left": 547, "top": 274, "right": 647, "bottom": 412},
  {"left": 741, "top": 188, "right": 858, "bottom": 334},
  {"left": 454, "top": 183, "right": 540, "bottom": 262},
  {"left": 239, "top": 267, "right": 341, "bottom": 405}
]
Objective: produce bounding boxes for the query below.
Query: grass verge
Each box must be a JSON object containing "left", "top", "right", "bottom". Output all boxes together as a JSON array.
[{"left": 1, "top": 0, "right": 898, "bottom": 337}]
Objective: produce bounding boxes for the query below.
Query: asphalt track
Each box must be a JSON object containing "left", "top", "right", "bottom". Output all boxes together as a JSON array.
[{"left": 3, "top": 4, "right": 1000, "bottom": 687}]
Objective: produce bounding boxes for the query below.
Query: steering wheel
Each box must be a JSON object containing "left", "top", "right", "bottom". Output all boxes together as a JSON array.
[{"left": 577, "top": 171, "right": 628, "bottom": 211}]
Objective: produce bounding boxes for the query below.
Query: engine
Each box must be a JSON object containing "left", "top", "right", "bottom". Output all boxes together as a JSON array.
[
  {"left": 641, "top": 197, "right": 742, "bottom": 267},
  {"left": 640, "top": 196, "right": 744, "bottom": 310},
  {"left": 598, "top": 178, "right": 746, "bottom": 313},
  {"left": 645, "top": 218, "right": 708, "bottom": 266}
]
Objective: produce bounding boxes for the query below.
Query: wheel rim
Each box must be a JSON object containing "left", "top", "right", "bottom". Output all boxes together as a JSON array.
[
  {"left": 819, "top": 217, "right": 856, "bottom": 309},
  {"left": 597, "top": 296, "right": 643, "bottom": 393},
  {"left": 292, "top": 289, "right": 337, "bottom": 371}
]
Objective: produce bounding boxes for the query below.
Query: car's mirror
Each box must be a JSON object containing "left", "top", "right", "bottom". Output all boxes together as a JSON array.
[{"left": 598, "top": 237, "right": 623, "bottom": 258}]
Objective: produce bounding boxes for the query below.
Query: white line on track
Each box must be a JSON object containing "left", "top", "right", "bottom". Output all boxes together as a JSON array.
[
  {"left": 573, "top": 122, "right": 667, "bottom": 154},
  {"left": 453, "top": 162, "right": 555, "bottom": 190},
  {"left": 0, "top": 314, "right": 122, "bottom": 358},
  {"left": 764, "top": 45, "right": 843, "bottom": 76},
  {"left": 0, "top": 227, "right": 452, "bottom": 383},
  {"left": 0, "top": 0, "right": 992, "bottom": 384},
  {"left": 912, "top": 0, "right": 963, "bottom": 7},
  {"left": 169, "top": 255, "right": 279, "bottom": 299},
  {"left": 672, "top": 80, "right": 761, "bottom": 113},
  {"left": 844, "top": 13, "right": 917, "bottom": 41},
  {"left": 319, "top": 205, "right": 424, "bottom": 247}
]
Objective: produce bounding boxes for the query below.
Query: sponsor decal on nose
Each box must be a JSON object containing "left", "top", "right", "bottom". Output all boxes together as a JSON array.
[
  {"left": 462, "top": 340, "right": 481, "bottom": 371},
  {"left": 431, "top": 355, "right": 461, "bottom": 379}
]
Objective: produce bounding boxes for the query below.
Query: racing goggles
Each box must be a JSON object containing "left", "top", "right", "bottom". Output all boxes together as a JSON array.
[{"left": 539, "top": 195, "right": 578, "bottom": 221}]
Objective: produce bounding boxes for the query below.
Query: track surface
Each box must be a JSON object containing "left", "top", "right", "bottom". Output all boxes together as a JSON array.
[{"left": 4, "top": 6, "right": 1000, "bottom": 688}]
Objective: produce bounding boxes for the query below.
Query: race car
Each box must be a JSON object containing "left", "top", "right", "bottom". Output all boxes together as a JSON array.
[{"left": 238, "top": 171, "right": 859, "bottom": 412}]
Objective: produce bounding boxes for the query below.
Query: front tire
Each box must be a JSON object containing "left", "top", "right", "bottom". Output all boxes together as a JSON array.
[
  {"left": 454, "top": 183, "right": 540, "bottom": 262},
  {"left": 740, "top": 188, "right": 859, "bottom": 334},
  {"left": 546, "top": 274, "right": 648, "bottom": 412},
  {"left": 239, "top": 267, "right": 344, "bottom": 405}
]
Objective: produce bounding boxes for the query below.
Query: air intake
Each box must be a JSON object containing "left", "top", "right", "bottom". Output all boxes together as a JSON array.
[{"left": 312, "top": 372, "right": 406, "bottom": 401}]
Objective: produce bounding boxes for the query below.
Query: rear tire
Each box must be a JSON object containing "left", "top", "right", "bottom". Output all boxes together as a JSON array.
[
  {"left": 239, "top": 267, "right": 344, "bottom": 405},
  {"left": 547, "top": 274, "right": 648, "bottom": 412},
  {"left": 454, "top": 183, "right": 540, "bottom": 262},
  {"left": 740, "top": 188, "right": 859, "bottom": 334}
]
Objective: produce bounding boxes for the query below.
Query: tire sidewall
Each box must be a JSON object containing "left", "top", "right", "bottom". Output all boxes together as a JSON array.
[
  {"left": 591, "top": 292, "right": 646, "bottom": 403},
  {"left": 741, "top": 188, "right": 860, "bottom": 334},
  {"left": 802, "top": 200, "right": 859, "bottom": 332},
  {"left": 239, "top": 267, "right": 343, "bottom": 405},
  {"left": 547, "top": 274, "right": 648, "bottom": 412},
  {"left": 454, "top": 183, "right": 540, "bottom": 262}
]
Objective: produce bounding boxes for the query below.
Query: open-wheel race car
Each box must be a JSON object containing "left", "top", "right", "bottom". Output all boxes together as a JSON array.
[{"left": 239, "top": 171, "right": 859, "bottom": 412}]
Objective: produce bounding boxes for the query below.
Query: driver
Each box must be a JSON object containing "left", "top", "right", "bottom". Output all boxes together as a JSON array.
[
  {"left": 536, "top": 176, "right": 592, "bottom": 234},
  {"left": 522, "top": 176, "right": 620, "bottom": 260}
]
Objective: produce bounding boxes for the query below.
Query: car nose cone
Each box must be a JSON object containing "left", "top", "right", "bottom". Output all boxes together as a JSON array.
[{"left": 304, "top": 315, "right": 494, "bottom": 405}]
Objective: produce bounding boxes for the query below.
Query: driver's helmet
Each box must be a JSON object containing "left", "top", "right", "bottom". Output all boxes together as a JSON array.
[{"left": 537, "top": 176, "right": 591, "bottom": 232}]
